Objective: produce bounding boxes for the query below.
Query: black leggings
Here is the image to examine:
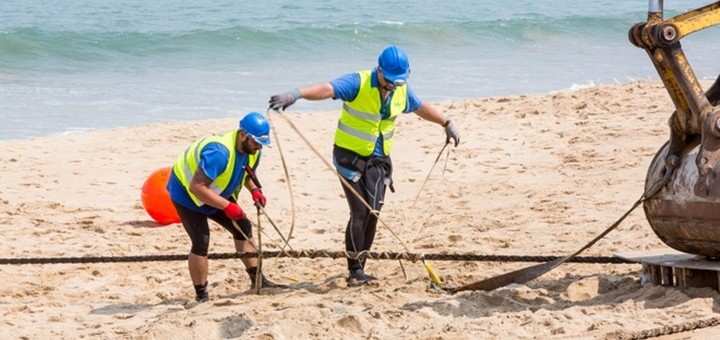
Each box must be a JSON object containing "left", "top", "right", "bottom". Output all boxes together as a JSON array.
[
  {"left": 341, "top": 156, "right": 391, "bottom": 271},
  {"left": 173, "top": 200, "right": 253, "bottom": 257}
]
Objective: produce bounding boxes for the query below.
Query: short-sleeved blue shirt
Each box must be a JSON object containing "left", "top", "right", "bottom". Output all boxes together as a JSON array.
[
  {"left": 330, "top": 68, "right": 422, "bottom": 113},
  {"left": 168, "top": 141, "right": 259, "bottom": 215},
  {"left": 330, "top": 68, "right": 422, "bottom": 157}
]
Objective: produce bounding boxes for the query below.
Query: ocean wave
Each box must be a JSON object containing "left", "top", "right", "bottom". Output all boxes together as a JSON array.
[
  {"left": 0, "top": 13, "right": 649, "bottom": 65},
  {"left": 2, "top": 7, "right": 718, "bottom": 75}
]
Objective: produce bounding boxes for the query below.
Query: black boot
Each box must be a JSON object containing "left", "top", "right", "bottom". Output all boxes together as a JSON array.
[
  {"left": 347, "top": 268, "right": 376, "bottom": 286},
  {"left": 246, "top": 267, "right": 287, "bottom": 289},
  {"left": 194, "top": 281, "right": 209, "bottom": 302}
]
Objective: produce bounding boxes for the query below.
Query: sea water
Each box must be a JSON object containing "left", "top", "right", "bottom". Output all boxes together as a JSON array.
[{"left": 1, "top": 0, "right": 720, "bottom": 140}]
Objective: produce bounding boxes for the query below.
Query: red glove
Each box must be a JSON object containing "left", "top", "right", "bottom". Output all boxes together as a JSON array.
[
  {"left": 251, "top": 188, "right": 267, "bottom": 207},
  {"left": 223, "top": 202, "right": 245, "bottom": 220}
]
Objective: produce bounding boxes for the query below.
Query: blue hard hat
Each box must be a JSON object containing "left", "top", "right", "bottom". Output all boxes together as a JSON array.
[
  {"left": 378, "top": 45, "right": 410, "bottom": 82},
  {"left": 239, "top": 112, "right": 271, "bottom": 146}
]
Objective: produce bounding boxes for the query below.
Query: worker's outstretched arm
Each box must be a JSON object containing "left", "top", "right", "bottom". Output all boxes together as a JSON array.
[
  {"left": 269, "top": 83, "right": 335, "bottom": 111},
  {"left": 414, "top": 103, "right": 460, "bottom": 146}
]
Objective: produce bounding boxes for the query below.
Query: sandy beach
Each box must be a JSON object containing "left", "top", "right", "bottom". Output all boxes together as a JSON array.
[{"left": 1, "top": 80, "right": 719, "bottom": 339}]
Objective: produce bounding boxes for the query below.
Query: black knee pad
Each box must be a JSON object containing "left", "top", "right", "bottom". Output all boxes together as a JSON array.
[
  {"left": 231, "top": 218, "right": 253, "bottom": 240},
  {"left": 191, "top": 247, "right": 209, "bottom": 257}
]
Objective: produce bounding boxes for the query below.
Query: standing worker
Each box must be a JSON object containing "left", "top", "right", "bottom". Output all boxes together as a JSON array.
[
  {"left": 167, "top": 111, "right": 284, "bottom": 302},
  {"left": 268, "top": 45, "right": 461, "bottom": 286}
]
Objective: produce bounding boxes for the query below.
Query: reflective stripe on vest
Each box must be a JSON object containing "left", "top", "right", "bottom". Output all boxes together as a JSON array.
[
  {"left": 334, "top": 70, "right": 407, "bottom": 157},
  {"left": 172, "top": 130, "right": 259, "bottom": 207}
]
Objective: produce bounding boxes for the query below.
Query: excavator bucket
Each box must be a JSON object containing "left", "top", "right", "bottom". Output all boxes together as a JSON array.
[{"left": 645, "top": 141, "right": 720, "bottom": 257}]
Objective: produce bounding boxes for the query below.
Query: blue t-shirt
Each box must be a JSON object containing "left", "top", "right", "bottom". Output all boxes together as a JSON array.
[
  {"left": 330, "top": 69, "right": 422, "bottom": 157},
  {"left": 168, "top": 141, "right": 259, "bottom": 215}
]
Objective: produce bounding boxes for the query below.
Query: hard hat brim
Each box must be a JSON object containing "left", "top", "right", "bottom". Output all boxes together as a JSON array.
[
  {"left": 250, "top": 134, "right": 271, "bottom": 146},
  {"left": 382, "top": 70, "right": 409, "bottom": 83}
]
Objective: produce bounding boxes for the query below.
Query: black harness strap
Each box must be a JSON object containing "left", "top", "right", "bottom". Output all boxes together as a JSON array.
[{"left": 245, "top": 164, "right": 262, "bottom": 189}]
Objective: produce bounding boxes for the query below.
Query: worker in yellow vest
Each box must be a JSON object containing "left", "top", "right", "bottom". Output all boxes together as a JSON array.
[
  {"left": 269, "top": 45, "right": 460, "bottom": 286},
  {"left": 167, "top": 112, "right": 284, "bottom": 302}
]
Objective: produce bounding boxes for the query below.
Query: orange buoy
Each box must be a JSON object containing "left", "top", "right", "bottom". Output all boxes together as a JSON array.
[{"left": 141, "top": 166, "right": 180, "bottom": 225}]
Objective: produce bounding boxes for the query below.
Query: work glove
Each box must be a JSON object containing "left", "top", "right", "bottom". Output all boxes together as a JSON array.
[
  {"left": 268, "top": 88, "right": 301, "bottom": 111},
  {"left": 251, "top": 188, "right": 267, "bottom": 208},
  {"left": 443, "top": 118, "right": 460, "bottom": 147},
  {"left": 223, "top": 202, "right": 245, "bottom": 220}
]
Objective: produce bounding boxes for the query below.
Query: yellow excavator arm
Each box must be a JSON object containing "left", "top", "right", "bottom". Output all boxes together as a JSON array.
[{"left": 631, "top": 1, "right": 720, "bottom": 257}]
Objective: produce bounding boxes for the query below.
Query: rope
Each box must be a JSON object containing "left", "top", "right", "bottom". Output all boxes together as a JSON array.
[
  {"left": 616, "top": 316, "right": 720, "bottom": 339},
  {"left": 397, "top": 142, "right": 453, "bottom": 284},
  {"left": 410, "top": 142, "right": 450, "bottom": 208},
  {"left": 257, "top": 205, "right": 293, "bottom": 250},
  {"left": 1, "top": 250, "right": 715, "bottom": 337},
  {"left": 449, "top": 195, "right": 646, "bottom": 293},
  {"left": 241, "top": 153, "right": 294, "bottom": 251},
  {"left": 264, "top": 108, "right": 297, "bottom": 251},
  {"left": 0, "top": 251, "right": 635, "bottom": 265},
  {"left": 449, "top": 160, "right": 677, "bottom": 294},
  {"left": 408, "top": 143, "right": 451, "bottom": 244},
  {"left": 271, "top": 110, "right": 437, "bottom": 282},
  {"left": 254, "top": 206, "right": 263, "bottom": 293}
]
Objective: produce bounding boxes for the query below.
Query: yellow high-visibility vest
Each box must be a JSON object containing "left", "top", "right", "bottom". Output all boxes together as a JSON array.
[
  {"left": 334, "top": 70, "right": 407, "bottom": 157},
  {"left": 172, "top": 130, "right": 258, "bottom": 206}
]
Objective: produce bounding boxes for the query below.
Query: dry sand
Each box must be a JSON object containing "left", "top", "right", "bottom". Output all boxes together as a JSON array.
[{"left": 1, "top": 81, "right": 719, "bottom": 339}]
